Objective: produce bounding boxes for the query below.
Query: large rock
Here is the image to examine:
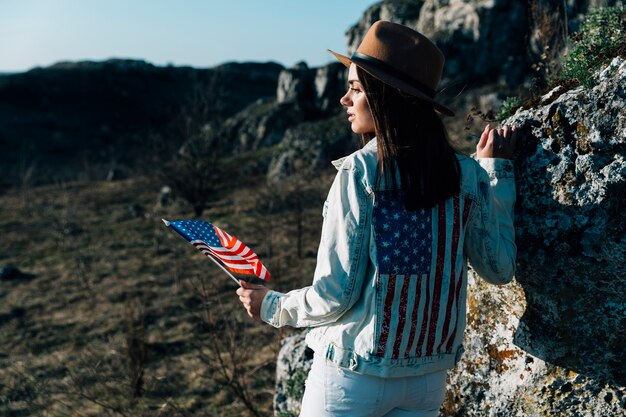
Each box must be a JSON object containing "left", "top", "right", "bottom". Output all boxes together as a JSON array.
[
  {"left": 266, "top": 114, "right": 359, "bottom": 183},
  {"left": 509, "top": 56, "right": 626, "bottom": 384},
  {"left": 214, "top": 98, "right": 307, "bottom": 151},
  {"left": 446, "top": 56, "right": 622, "bottom": 414},
  {"left": 277, "top": 62, "right": 316, "bottom": 106},
  {"left": 443, "top": 56, "right": 626, "bottom": 416},
  {"left": 314, "top": 63, "right": 347, "bottom": 113},
  {"left": 273, "top": 58, "right": 626, "bottom": 416},
  {"left": 277, "top": 62, "right": 347, "bottom": 114},
  {"left": 445, "top": 271, "right": 625, "bottom": 416},
  {"left": 212, "top": 62, "right": 347, "bottom": 154},
  {"left": 345, "top": 0, "right": 529, "bottom": 87},
  {"left": 274, "top": 333, "right": 314, "bottom": 417}
]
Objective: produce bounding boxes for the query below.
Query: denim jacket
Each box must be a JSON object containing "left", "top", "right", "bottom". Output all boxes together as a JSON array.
[{"left": 260, "top": 139, "right": 516, "bottom": 377}]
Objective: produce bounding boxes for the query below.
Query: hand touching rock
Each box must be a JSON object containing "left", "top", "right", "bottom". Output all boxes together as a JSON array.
[{"left": 476, "top": 124, "right": 518, "bottom": 159}]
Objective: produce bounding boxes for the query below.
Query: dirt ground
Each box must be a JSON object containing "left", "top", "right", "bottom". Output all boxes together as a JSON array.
[{"left": 0, "top": 172, "right": 333, "bottom": 417}]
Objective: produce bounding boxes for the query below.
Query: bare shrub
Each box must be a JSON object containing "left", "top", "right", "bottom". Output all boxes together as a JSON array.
[
  {"left": 124, "top": 299, "right": 146, "bottom": 399},
  {"left": 160, "top": 136, "right": 224, "bottom": 217},
  {"left": 190, "top": 276, "right": 272, "bottom": 417},
  {"left": 529, "top": 0, "right": 569, "bottom": 87},
  {"left": 58, "top": 339, "right": 191, "bottom": 417}
]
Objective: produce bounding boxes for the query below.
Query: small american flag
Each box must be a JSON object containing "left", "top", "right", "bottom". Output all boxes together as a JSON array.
[{"left": 163, "top": 219, "right": 270, "bottom": 281}]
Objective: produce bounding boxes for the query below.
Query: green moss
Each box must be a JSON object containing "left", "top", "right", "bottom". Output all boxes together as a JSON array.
[
  {"left": 496, "top": 96, "right": 523, "bottom": 121},
  {"left": 285, "top": 368, "right": 308, "bottom": 400},
  {"left": 276, "top": 412, "right": 297, "bottom": 417},
  {"left": 560, "top": 7, "right": 626, "bottom": 88}
]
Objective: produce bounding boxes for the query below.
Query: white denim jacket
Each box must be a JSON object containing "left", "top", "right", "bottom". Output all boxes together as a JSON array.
[{"left": 261, "top": 139, "right": 516, "bottom": 377}]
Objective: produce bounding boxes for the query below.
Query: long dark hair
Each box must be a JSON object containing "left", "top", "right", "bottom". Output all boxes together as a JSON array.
[{"left": 357, "top": 67, "right": 461, "bottom": 210}]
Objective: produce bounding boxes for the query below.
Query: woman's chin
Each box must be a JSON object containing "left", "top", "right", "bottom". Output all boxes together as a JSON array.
[
  {"left": 351, "top": 126, "right": 375, "bottom": 136},
  {"left": 350, "top": 124, "right": 364, "bottom": 134}
]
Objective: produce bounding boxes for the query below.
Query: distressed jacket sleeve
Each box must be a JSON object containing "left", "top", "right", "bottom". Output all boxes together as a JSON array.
[
  {"left": 259, "top": 159, "right": 370, "bottom": 328},
  {"left": 465, "top": 158, "right": 517, "bottom": 285}
]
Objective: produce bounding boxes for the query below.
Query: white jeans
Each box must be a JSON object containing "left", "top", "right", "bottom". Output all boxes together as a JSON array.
[{"left": 300, "top": 354, "right": 447, "bottom": 417}]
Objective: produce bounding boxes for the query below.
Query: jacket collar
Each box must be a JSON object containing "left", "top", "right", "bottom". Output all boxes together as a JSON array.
[{"left": 331, "top": 138, "right": 377, "bottom": 171}]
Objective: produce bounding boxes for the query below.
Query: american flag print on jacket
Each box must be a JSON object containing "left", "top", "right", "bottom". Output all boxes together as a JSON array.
[{"left": 373, "top": 191, "right": 471, "bottom": 360}]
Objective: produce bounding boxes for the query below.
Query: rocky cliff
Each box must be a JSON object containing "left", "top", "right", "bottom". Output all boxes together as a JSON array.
[
  {"left": 346, "top": 0, "right": 624, "bottom": 87},
  {"left": 346, "top": 0, "right": 529, "bottom": 87},
  {"left": 442, "top": 57, "right": 626, "bottom": 417}
]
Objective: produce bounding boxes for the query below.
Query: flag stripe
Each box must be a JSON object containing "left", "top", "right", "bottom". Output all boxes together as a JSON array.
[
  {"left": 437, "top": 195, "right": 460, "bottom": 354},
  {"left": 376, "top": 274, "right": 397, "bottom": 356},
  {"left": 194, "top": 246, "right": 256, "bottom": 273},
  {"left": 415, "top": 273, "right": 430, "bottom": 356},
  {"left": 193, "top": 244, "right": 256, "bottom": 265},
  {"left": 444, "top": 199, "right": 471, "bottom": 353},
  {"left": 404, "top": 275, "right": 422, "bottom": 358},
  {"left": 392, "top": 275, "right": 411, "bottom": 358},
  {"left": 426, "top": 203, "right": 447, "bottom": 356},
  {"left": 446, "top": 267, "right": 465, "bottom": 353}
]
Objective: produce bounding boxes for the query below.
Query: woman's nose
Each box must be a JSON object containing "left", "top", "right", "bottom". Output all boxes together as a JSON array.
[{"left": 340, "top": 92, "right": 351, "bottom": 107}]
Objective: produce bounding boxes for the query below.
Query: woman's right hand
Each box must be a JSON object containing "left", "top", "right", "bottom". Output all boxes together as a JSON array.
[
  {"left": 236, "top": 280, "right": 268, "bottom": 321},
  {"left": 476, "top": 124, "right": 518, "bottom": 159}
]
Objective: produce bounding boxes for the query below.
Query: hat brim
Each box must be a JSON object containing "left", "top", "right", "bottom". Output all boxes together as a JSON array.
[{"left": 327, "top": 49, "right": 455, "bottom": 117}]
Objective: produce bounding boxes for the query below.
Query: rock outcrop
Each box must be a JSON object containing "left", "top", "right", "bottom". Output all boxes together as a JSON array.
[
  {"left": 313, "top": 63, "right": 347, "bottom": 113},
  {"left": 346, "top": 0, "right": 530, "bottom": 87},
  {"left": 346, "top": 0, "right": 624, "bottom": 89},
  {"left": 214, "top": 98, "right": 307, "bottom": 151},
  {"left": 446, "top": 81, "right": 626, "bottom": 411},
  {"left": 276, "top": 62, "right": 316, "bottom": 107},
  {"left": 266, "top": 114, "right": 359, "bottom": 183},
  {"left": 274, "top": 333, "right": 314, "bottom": 417},
  {"left": 445, "top": 56, "right": 625, "bottom": 416},
  {"left": 273, "top": 57, "right": 626, "bottom": 417},
  {"left": 211, "top": 62, "right": 348, "bottom": 155}
]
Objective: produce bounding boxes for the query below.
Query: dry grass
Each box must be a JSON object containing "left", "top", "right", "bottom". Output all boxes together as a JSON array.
[{"left": 0, "top": 171, "right": 333, "bottom": 416}]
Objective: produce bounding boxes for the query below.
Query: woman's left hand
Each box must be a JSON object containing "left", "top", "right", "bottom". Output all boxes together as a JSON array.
[
  {"left": 476, "top": 124, "right": 518, "bottom": 159},
  {"left": 236, "top": 280, "right": 269, "bottom": 320}
]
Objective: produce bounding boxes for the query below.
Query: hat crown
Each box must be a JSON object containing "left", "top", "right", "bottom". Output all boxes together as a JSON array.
[
  {"left": 355, "top": 21, "right": 444, "bottom": 91},
  {"left": 327, "top": 20, "right": 454, "bottom": 116}
]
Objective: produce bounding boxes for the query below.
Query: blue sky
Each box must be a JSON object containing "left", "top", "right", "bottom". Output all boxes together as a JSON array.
[{"left": 0, "top": 0, "right": 377, "bottom": 72}]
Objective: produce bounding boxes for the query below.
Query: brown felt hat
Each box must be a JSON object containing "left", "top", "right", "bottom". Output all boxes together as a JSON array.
[{"left": 328, "top": 20, "right": 454, "bottom": 116}]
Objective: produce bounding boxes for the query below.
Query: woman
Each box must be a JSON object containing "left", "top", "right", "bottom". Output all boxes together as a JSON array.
[{"left": 237, "top": 21, "right": 517, "bottom": 417}]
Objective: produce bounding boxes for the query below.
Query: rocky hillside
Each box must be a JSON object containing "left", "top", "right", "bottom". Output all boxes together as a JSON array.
[
  {"left": 2, "top": 0, "right": 624, "bottom": 193},
  {"left": 0, "top": 59, "right": 283, "bottom": 187}
]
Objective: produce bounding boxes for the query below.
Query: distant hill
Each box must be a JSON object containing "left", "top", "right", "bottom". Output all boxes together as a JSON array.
[{"left": 0, "top": 59, "right": 284, "bottom": 188}]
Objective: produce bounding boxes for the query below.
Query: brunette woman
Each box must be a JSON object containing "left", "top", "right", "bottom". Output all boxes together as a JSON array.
[{"left": 237, "top": 20, "right": 517, "bottom": 417}]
